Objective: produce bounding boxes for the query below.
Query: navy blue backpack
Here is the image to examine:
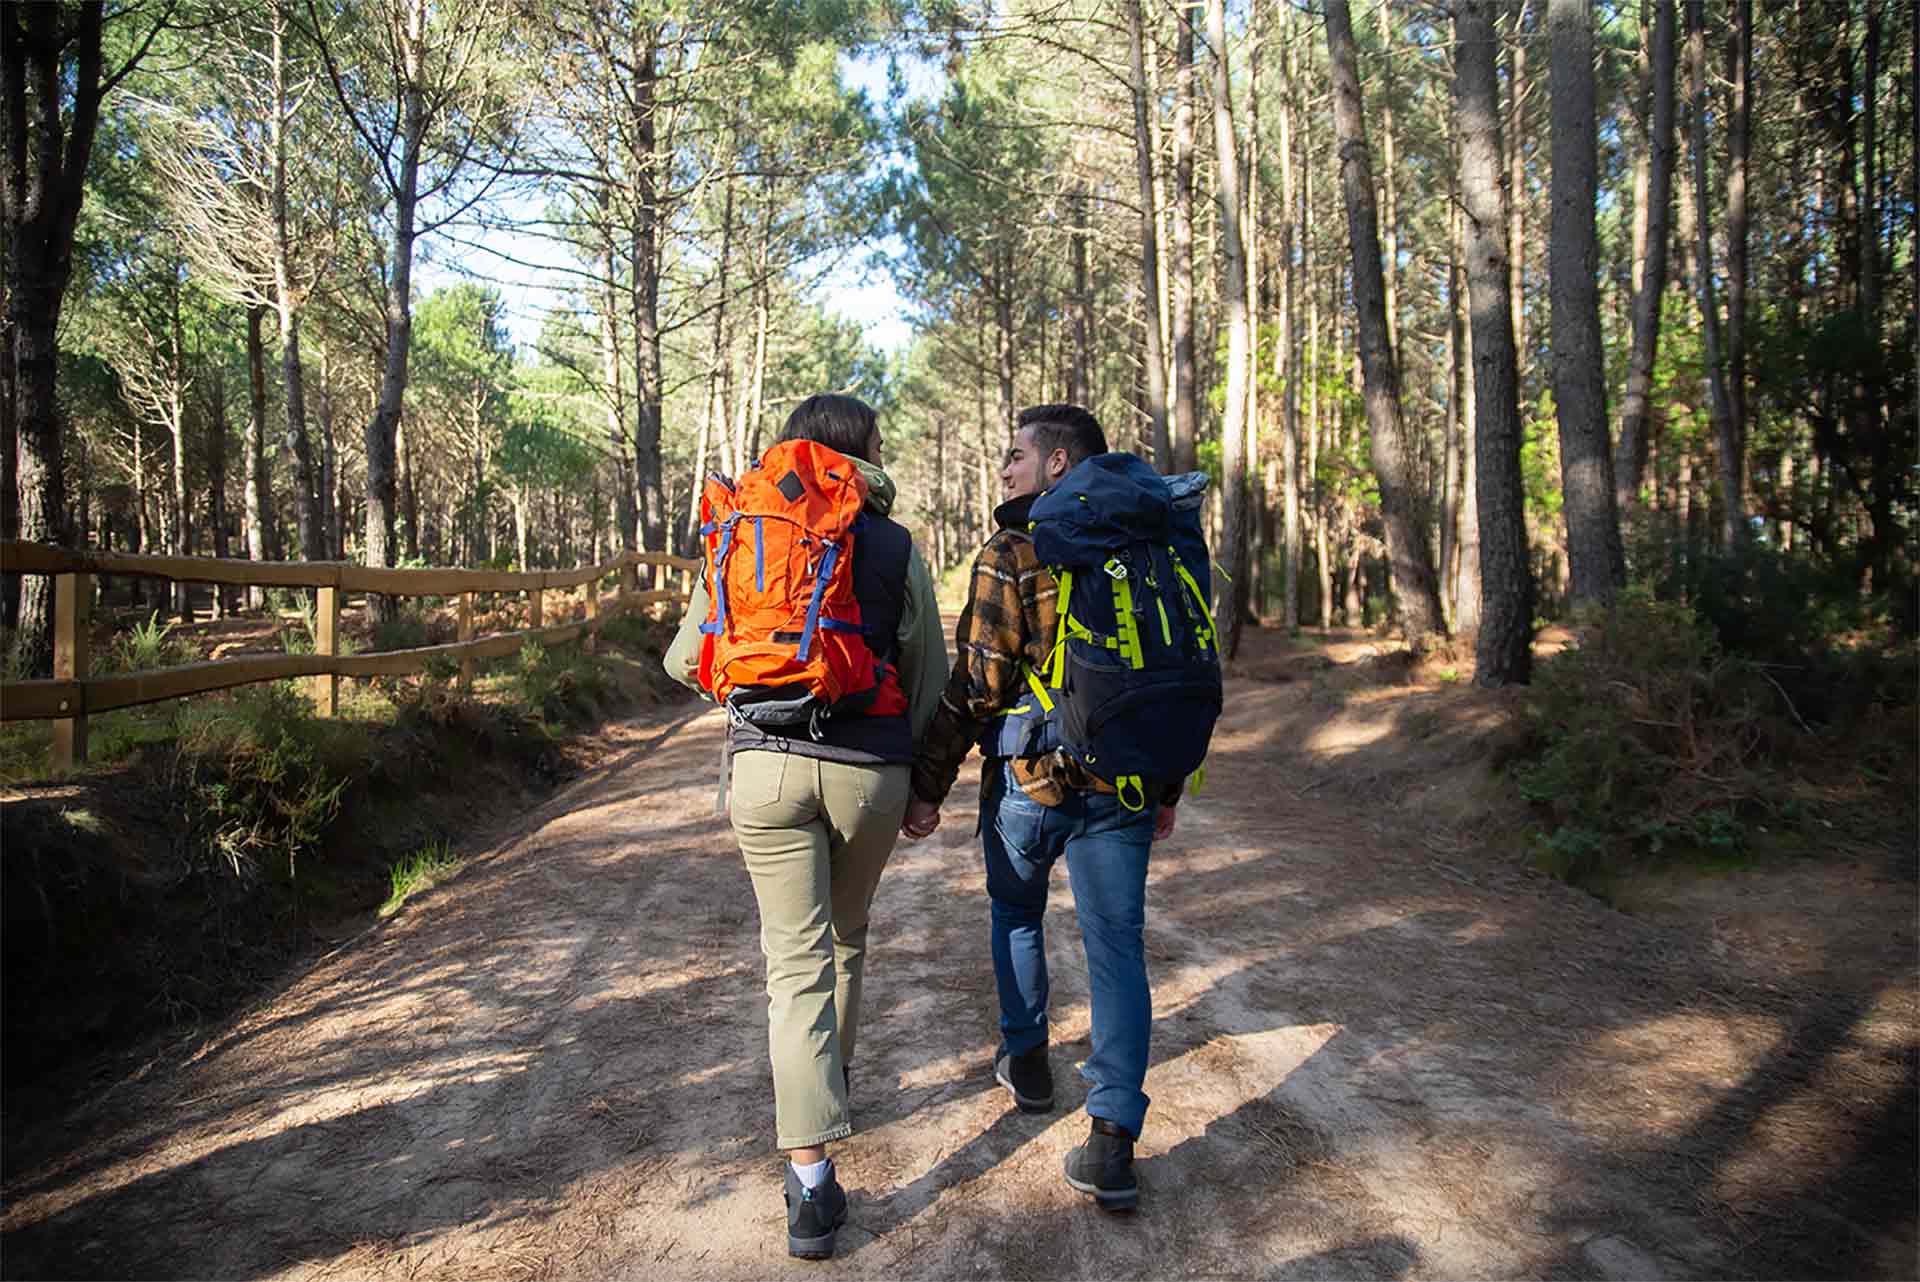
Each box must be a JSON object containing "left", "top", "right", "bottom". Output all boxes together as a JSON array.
[{"left": 1025, "top": 453, "right": 1223, "bottom": 811}]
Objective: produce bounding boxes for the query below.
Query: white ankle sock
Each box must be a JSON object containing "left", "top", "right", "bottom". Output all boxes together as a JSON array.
[{"left": 791, "top": 1157, "right": 831, "bottom": 1189}]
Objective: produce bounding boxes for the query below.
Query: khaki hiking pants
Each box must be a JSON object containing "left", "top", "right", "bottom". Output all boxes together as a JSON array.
[{"left": 728, "top": 749, "right": 912, "bottom": 1149}]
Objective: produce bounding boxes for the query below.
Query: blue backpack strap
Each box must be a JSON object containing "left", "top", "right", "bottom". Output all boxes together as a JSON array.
[
  {"left": 795, "top": 538, "right": 842, "bottom": 661},
  {"left": 699, "top": 517, "right": 739, "bottom": 635},
  {"left": 753, "top": 517, "right": 765, "bottom": 591}
]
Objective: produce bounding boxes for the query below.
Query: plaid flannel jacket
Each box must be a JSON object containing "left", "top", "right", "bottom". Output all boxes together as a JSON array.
[{"left": 912, "top": 489, "right": 1196, "bottom": 809}]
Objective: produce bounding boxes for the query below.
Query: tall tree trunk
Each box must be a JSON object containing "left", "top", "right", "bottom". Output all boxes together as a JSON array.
[
  {"left": 167, "top": 281, "right": 190, "bottom": 618},
  {"left": 630, "top": 26, "right": 667, "bottom": 566},
  {"left": 244, "top": 304, "right": 271, "bottom": 604},
  {"left": 1457, "top": 0, "right": 1535, "bottom": 683},
  {"left": 1444, "top": 193, "right": 1466, "bottom": 623},
  {"left": 1208, "top": 0, "right": 1252, "bottom": 656},
  {"left": 1128, "top": 0, "right": 1172, "bottom": 469},
  {"left": 3, "top": 1, "right": 109, "bottom": 674},
  {"left": 1069, "top": 180, "right": 1092, "bottom": 405},
  {"left": 1278, "top": 5, "right": 1301, "bottom": 630},
  {"left": 1506, "top": 0, "right": 1533, "bottom": 365},
  {"left": 206, "top": 366, "right": 230, "bottom": 614},
  {"left": 1726, "top": 0, "right": 1752, "bottom": 494},
  {"left": 1550, "top": 0, "right": 1625, "bottom": 605},
  {"left": 597, "top": 243, "right": 635, "bottom": 559},
  {"left": 1374, "top": 0, "right": 1401, "bottom": 354},
  {"left": 363, "top": 0, "right": 427, "bottom": 617},
  {"left": 270, "top": 0, "right": 320, "bottom": 562},
  {"left": 1615, "top": 0, "right": 1677, "bottom": 511},
  {"left": 994, "top": 245, "right": 1016, "bottom": 432},
  {"left": 316, "top": 337, "right": 337, "bottom": 558},
  {"left": 1169, "top": 7, "right": 1199, "bottom": 474},
  {"left": 1325, "top": 0, "right": 1447, "bottom": 645},
  {"left": 399, "top": 419, "right": 419, "bottom": 560},
  {"left": 1684, "top": 0, "right": 1739, "bottom": 546}
]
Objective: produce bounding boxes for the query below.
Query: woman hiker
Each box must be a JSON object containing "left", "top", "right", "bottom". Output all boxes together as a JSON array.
[{"left": 664, "top": 393, "right": 947, "bottom": 1259}]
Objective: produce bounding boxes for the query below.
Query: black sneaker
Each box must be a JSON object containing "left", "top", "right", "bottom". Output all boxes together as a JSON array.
[
  {"left": 994, "top": 1042, "right": 1054, "bottom": 1113},
  {"left": 784, "top": 1159, "right": 849, "bottom": 1259},
  {"left": 1064, "top": 1117, "right": 1138, "bottom": 1210}
]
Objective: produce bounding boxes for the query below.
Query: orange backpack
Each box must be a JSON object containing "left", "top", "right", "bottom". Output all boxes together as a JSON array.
[{"left": 696, "top": 439, "right": 907, "bottom": 734}]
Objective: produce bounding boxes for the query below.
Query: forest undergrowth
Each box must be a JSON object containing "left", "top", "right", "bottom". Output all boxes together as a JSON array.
[
  {"left": 1234, "top": 547, "right": 1915, "bottom": 909},
  {"left": 0, "top": 605, "right": 687, "bottom": 1139}
]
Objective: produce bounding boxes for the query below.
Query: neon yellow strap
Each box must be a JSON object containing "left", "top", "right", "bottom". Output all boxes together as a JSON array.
[
  {"left": 1156, "top": 595, "right": 1173, "bottom": 646},
  {"left": 1116, "top": 774, "right": 1148, "bottom": 812},
  {"left": 1049, "top": 569, "right": 1074, "bottom": 686},
  {"left": 1173, "top": 555, "right": 1217, "bottom": 649},
  {"left": 1111, "top": 575, "right": 1145, "bottom": 669},
  {"left": 1188, "top": 764, "right": 1207, "bottom": 796},
  {"left": 1023, "top": 666, "right": 1055, "bottom": 713}
]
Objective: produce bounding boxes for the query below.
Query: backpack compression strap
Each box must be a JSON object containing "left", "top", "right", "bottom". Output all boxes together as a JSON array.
[{"left": 698, "top": 517, "right": 741, "bottom": 636}]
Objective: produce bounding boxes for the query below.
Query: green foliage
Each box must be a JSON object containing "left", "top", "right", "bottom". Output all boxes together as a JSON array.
[
  {"left": 595, "top": 612, "right": 673, "bottom": 658},
  {"left": 175, "top": 684, "right": 358, "bottom": 888},
  {"left": 107, "top": 611, "right": 195, "bottom": 672},
  {"left": 1514, "top": 587, "right": 1793, "bottom": 884},
  {"left": 380, "top": 840, "right": 463, "bottom": 918},
  {"left": 514, "top": 641, "right": 616, "bottom": 730},
  {"left": 370, "top": 610, "right": 433, "bottom": 653}
]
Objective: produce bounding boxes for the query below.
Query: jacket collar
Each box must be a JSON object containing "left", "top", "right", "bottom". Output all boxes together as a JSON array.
[{"left": 993, "top": 490, "right": 1039, "bottom": 532}]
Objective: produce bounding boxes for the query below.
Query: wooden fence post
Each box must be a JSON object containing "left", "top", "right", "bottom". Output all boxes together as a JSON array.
[
  {"left": 458, "top": 591, "right": 474, "bottom": 691},
  {"left": 583, "top": 578, "right": 599, "bottom": 654},
  {"left": 52, "top": 571, "right": 90, "bottom": 772},
  {"left": 529, "top": 584, "right": 543, "bottom": 631},
  {"left": 310, "top": 584, "right": 339, "bottom": 717}
]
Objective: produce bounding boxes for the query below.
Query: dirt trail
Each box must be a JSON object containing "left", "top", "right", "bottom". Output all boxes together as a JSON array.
[{"left": 3, "top": 655, "right": 1914, "bottom": 1280}]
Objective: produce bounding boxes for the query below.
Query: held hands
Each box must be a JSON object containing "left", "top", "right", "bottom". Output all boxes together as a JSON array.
[{"left": 901, "top": 795, "right": 943, "bottom": 841}]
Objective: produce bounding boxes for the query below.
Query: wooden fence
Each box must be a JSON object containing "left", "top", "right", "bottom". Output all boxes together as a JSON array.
[{"left": 0, "top": 540, "right": 699, "bottom": 773}]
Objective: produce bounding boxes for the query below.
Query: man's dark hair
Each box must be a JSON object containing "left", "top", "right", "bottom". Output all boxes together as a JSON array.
[
  {"left": 1017, "top": 403, "right": 1107, "bottom": 467},
  {"left": 780, "top": 393, "right": 878, "bottom": 462}
]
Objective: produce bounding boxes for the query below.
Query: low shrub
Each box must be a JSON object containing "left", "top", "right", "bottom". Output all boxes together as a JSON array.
[
  {"left": 514, "top": 641, "right": 618, "bottom": 729},
  {"left": 175, "top": 683, "right": 358, "bottom": 889},
  {"left": 1514, "top": 586, "right": 1805, "bottom": 885},
  {"left": 107, "top": 611, "right": 196, "bottom": 672}
]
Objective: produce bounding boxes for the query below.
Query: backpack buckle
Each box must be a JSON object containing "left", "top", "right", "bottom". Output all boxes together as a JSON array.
[{"left": 1103, "top": 557, "right": 1128, "bottom": 580}]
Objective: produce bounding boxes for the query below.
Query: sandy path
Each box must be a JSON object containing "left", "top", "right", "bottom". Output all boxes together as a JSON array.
[{"left": 3, "top": 675, "right": 1912, "bottom": 1280}]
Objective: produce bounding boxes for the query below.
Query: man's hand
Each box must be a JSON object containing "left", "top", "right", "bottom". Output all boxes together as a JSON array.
[
  {"left": 1152, "top": 804, "right": 1178, "bottom": 842},
  {"left": 901, "top": 795, "right": 943, "bottom": 840}
]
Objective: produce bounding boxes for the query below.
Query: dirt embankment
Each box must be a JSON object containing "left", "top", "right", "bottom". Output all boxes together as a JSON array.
[{"left": 3, "top": 626, "right": 1913, "bottom": 1280}]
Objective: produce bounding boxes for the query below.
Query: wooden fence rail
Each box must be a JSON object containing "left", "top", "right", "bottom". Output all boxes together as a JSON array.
[{"left": 0, "top": 540, "right": 699, "bottom": 774}]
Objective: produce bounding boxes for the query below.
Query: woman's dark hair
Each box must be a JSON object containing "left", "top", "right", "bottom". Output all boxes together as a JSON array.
[{"left": 779, "top": 393, "right": 878, "bottom": 462}]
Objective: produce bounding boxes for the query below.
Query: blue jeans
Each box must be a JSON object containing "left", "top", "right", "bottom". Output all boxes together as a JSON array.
[{"left": 980, "top": 759, "right": 1154, "bottom": 1138}]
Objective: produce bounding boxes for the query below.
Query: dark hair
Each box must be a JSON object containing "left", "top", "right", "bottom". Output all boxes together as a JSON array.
[
  {"left": 1017, "top": 403, "right": 1107, "bottom": 467},
  {"left": 779, "top": 393, "right": 878, "bottom": 462}
]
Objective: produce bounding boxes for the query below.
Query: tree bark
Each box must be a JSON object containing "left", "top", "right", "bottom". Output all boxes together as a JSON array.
[
  {"left": 362, "top": 0, "right": 428, "bottom": 617},
  {"left": 1506, "top": 0, "right": 1533, "bottom": 364},
  {"left": 1457, "top": 0, "right": 1535, "bottom": 683},
  {"left": 271, "top": 0, "right": 321, "bottom": 562},
  {"left": 1614, "top": 0, "right": 1677, "bottom": 512},
  {"left": 1069, "top": 179, "right": 1092, "bottom": 405},
  {"left": 1128, "top": 0, "right": 1172, "bottom": 469},
  {"left": 3, "top": 1, "right": 109, "bottom": 674},
  {"left": 1726, "top": 0, "right": 1752, "bottom": 501},
  {"left": 1549, "top": 0, "right": 1625, "bottom": 606},
  {"left": 1682, "top": 0, "right": 1738, "bottom": 550},
  {"left": 1208, "top": 0, "right": 1251, "bottom": 656},
  {"left": 1325, "top": 0, "right": 1447, "bottom": 645},
  {"left": 243, "top": 304, "right": 271, "bottom": 606},
  {"left": 1278, "top": 6, "right": 1301, "bottom": 630},
  {"left": 1169, "top": 6, "right": 1199, "bottom": 474},
  {"left": 630, "top": 26, "right": 667, "bottom": 564}
]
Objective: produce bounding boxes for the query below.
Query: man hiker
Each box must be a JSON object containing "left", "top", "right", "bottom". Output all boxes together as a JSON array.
[{"left": 902, "top": 403, "right": 1215, "bottom": 1211}]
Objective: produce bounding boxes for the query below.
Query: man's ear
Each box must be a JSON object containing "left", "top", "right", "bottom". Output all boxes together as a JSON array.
[{"left": 1047, "top": 448, "right": 1070, "bottom": 481}]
